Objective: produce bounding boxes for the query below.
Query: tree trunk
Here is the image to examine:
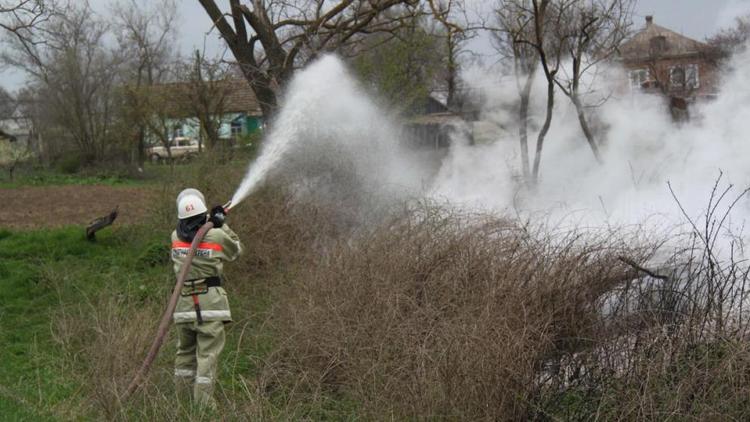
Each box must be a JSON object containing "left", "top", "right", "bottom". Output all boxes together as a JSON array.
[
  {"left": 246, "top": 74, "right": 278, "bottom": 119},
  {"left": 532, "top": 78, "right": 555, "bottom": 184},
  {"left": 137, "top": 127, "right": 146, "bottom": 165},
  {"left": 518, "top": 71, "right": 535, "bottom": 182},
  {"left": 446, "top": 31, "right": 457, "bottom": 110},
  {"left": 571, "top": 92, "right": 602, "bottom": 164}
]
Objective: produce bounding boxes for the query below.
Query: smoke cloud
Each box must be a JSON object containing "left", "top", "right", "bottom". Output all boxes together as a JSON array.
[
  {"left": 233, "top": 49, "right": 750, "bottom": 257},
  {"left": 431, "top": 47, "right": 750, "bottom": 255}
]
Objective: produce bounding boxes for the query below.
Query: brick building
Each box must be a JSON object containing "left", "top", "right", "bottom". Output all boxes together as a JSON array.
[{"left": 619, "top": 16, "right": 724, "bottom": 106}]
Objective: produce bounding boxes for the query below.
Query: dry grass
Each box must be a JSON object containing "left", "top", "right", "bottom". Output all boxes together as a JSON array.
[
  {"left": 269, "top": 206, "right": 655, "bottom": 420},
  {"left": 50, "top": 157, "right": 750, "bottom": 420}
]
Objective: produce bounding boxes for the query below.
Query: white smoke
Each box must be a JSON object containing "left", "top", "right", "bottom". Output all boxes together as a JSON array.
[
  {"left": 231, "top": 48, "right": 750, "bottom": 257},
  {"left": 431, "top": 47, "right": 750, "bottom": 255}
]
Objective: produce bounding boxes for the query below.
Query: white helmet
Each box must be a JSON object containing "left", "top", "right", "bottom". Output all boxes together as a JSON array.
[{"left": 176, "top": 188, "right": 207, "bottom": 219}]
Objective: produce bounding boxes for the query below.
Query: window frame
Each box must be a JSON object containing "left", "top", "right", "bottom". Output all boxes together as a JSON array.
[
  {"left": 629, "top": 68, "right": 650, "bottom": 90},
  {"left": 230, "top": 123, "right": 243, "bottom": 138},
  {"left": 670, "top": 64, "right": 700, "bottom": 90}
]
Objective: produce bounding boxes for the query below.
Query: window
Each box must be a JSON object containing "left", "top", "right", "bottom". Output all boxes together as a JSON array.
[
  {"left": 629, "top": 69, "right": 650, "bottom": 90},
  {"left": 670, "top": 67, "right": 685, "bottom": 89},
  {"left": 230, "top": 114, "right": 246, "bottom": 138},
  {"left": 230, "top": 121, "right": 243, "bottom": 138},
  {"left": 649, "top": 36, "right": 667, "bottom": 54},
  {"left": 685, "top": 64, "right": 700, "bottom": 89},
  {"left": 670, "top": 64, "right": 699, "bottom": 90}
]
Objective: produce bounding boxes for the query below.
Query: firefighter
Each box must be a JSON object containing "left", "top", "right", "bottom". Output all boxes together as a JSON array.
[{"left": 171, "top": 188, "right": 243, "bottom": 409}]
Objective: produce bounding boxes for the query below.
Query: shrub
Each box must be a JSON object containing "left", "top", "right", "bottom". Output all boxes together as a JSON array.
[
  {"left": 263, "top": 188, "right": 750, "bottom": 420},
  {"left": 56, "top": 152, "right": 83, "bottom": 174},
  {"left": 51, "top": 155, "right": 750, "bottom": 420},
  {"left": 136, "top": 241, "right": 170, "bottom": 269},
  {"left": 269, "top": 207, "right": 650, "bottom": 420}
]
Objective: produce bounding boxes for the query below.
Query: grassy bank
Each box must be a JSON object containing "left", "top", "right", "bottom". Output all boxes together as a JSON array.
[
  {"left": 0, "top": 226, "right": 168, "bottom": 419},
  {"left": 0, "top": 147, "right": 258, "bottom": 189},
  {"left": 0, "top": 189, "right": 357, "bottom": 420}
]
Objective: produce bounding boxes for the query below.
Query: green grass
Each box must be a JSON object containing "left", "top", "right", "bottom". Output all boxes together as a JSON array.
[
  {"left": 0, "top": 225, "right": 171, "bottom": 419},
  {"left": 0, "top": 223, "right": 356, "bottom": 420},
  {"left": 0, "top": 169, "right": 144, "bottom": 189},
  {"left": 0, "top": 162, "right": 196, "bottom": 188},
  {"left": 0, "top": 146, "right": 260, "bottom": 189}
]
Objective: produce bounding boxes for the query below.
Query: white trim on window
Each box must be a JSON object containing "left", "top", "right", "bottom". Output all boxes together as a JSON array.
[
  {"left": 628, "top": 68, "right": 650, "bottom": 90},
  {"left": 669, "top": 64, "right": 700, "bottom": 90}
]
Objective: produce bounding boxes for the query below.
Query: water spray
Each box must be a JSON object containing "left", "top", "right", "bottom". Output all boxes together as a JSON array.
[{"left": 122, "top": 54, "right": 417, "bottom": 402}]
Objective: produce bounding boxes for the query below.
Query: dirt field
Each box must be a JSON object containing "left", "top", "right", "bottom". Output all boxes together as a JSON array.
[{"left": 0, "top": 185, "right": 157, "bottom": 229}]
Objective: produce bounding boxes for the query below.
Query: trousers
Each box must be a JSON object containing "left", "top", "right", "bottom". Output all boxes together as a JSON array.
[{"left": 174, "top": 320, "right": 226, "bottom": 408}]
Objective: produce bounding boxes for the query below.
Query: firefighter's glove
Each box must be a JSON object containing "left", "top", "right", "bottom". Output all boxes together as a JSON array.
[{"left": 209, "top": 205, "right": 226, "bottom": 228}]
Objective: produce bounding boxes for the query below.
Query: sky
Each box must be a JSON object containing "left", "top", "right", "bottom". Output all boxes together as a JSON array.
[
  {"left": 175, "top": 0, "right": 750, "bottom": 63},
  {"left": 1, "top": 0, "right": 749, "bottom": 90},
  {"left": 177, "top": 0, "right": 750, "bottom": 60}
]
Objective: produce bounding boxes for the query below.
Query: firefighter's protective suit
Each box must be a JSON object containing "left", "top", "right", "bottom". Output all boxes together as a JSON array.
[{"left": 171, "top": 222, "right": 243, "bottom": 409}]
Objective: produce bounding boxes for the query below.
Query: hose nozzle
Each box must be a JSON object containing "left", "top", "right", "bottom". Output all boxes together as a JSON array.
[{"left": 222, "top": 200, "right": 233, "bottom": 213}]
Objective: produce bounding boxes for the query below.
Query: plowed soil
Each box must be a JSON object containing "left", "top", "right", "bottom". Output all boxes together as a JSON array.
[{"left": 0, "top": 185, "right": 157, "bottom": 229}]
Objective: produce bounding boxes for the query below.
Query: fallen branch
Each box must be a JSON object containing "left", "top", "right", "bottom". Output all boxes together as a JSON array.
[
  {"left": 85, "top": 207, "right": 118, "bottom": 241},
  {"left": 618, "top": 256, "right": 669, "bottom": 281}
]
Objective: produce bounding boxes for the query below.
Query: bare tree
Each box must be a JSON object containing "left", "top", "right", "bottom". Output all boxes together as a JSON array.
[
  {"left": 3, "top": 3, "right": 124, "bottom": 163},
  {"left": 198, "top": 0, "right": 419, "bottom": 118},
  {"left": 494, "top": 0, "right": 540, "bottom": 183},
  {"left": 0, "top": 85, "right": 15, "bottom": 117},
  {"left": 493, "top": 0, "right": 627, "bottom": 184},
  {"left": 184, "top": 50, "right": 232, "bottom": 151},
  {"left": 707, "top": 13, "right": 750, "bottom": 56},
  {"left": 428, "top": 0, "right": 472, "bottom": 109},
  {"left": 113, "top": 0, "right": 178, "bottom": 165},
  {"left": 529, "top": 0, "right": 572, "bottom": 184},
  {"left": 129, "top": 82, "right": 178, "bottom": 162},
  {"left": 494, "top": 0, "right": 567, "bottom": 185},
  {"left": 0, "top": 1, "right": 53, "bottom": 64},
  {"left": 553, "top": 0, "right": 634, "bottom": 163}
]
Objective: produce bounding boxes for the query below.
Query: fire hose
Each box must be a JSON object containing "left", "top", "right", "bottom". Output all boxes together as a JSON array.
[{"left": 121, "top": 202, "right": 231, "bottom": 403}]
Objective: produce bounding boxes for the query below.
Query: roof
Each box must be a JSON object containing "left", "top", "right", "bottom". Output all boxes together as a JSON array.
[
  {"left": 222, "top": 79, "right": 263, "bottom": 115},
  {"left": 619, "top": 17, "right": 717, "bottom": 62},
  {"left": 144, "top": 79, "right": 262, "bottom": 118}
]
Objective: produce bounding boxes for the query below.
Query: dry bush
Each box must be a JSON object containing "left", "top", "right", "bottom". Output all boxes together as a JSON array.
[
  {"left": 531, "top": 182, "right": 750, "bottom": 419},
  {"left": 77, "top": 156, "right": 345, "bottom": 419},
  {"left": 269, "top": 205, "right": 652, "bottom": 420},
  {"left": 67, "top": 156, "right": 750, "bottom": 419},
  {"left": 51, "top": 282, "right": 166, "bottom": 419}
]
